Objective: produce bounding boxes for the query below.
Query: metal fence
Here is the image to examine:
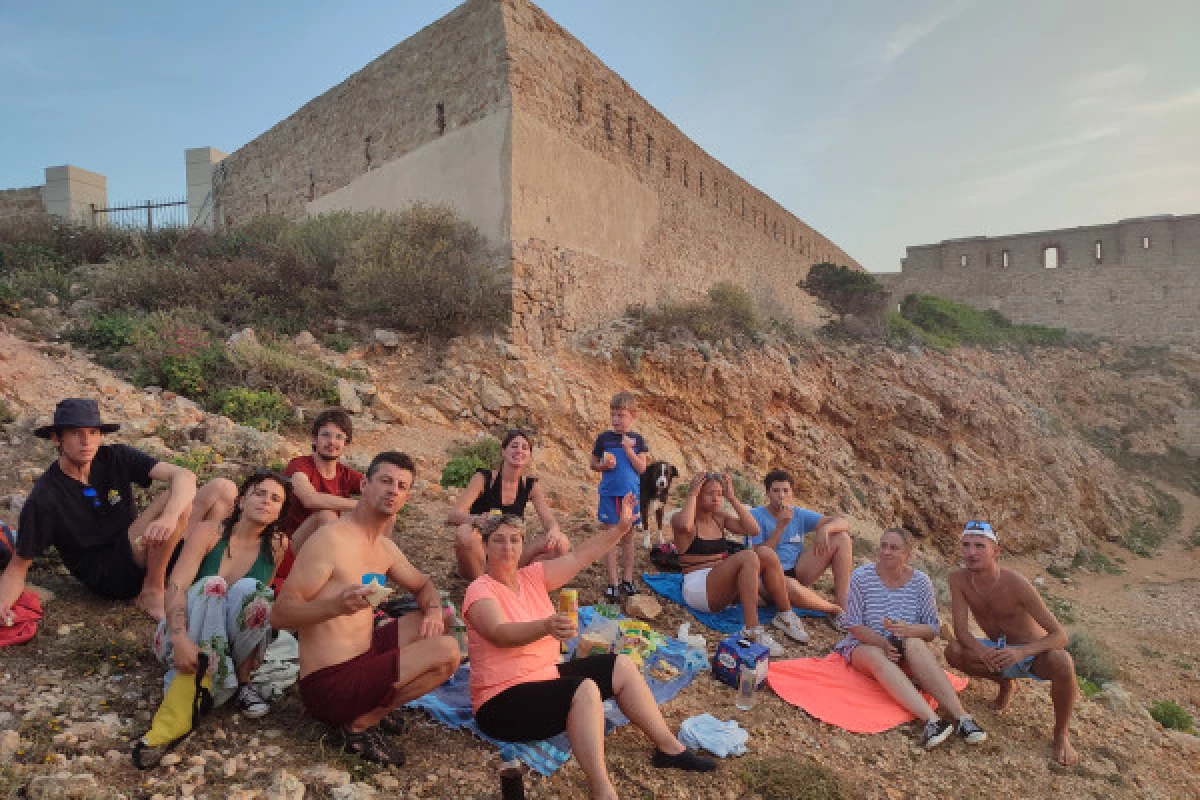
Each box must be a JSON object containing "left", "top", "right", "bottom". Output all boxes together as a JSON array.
[{"left": 91, "top": 197, "right": 188, "bottom": 230}]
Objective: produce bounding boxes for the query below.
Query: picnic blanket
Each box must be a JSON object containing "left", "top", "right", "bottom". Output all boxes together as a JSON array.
[
  {"left": 407, "top": 606, "right": 703, "bottom": 776},
  {"left": 641, "top": 572, "right": 825, "bottom": 634},
  {"left": 767, "top": 652, "right": 969, "bottom": 734}
]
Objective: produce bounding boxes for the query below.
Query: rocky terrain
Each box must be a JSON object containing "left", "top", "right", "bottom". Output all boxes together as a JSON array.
[{"left": 1, "top": 315, "right": 1198, "bottom": 799}]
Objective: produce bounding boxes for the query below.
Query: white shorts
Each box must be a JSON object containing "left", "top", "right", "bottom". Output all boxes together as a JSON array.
[{"left": 681, "top": 568, "right": 713, "bottom": 613}]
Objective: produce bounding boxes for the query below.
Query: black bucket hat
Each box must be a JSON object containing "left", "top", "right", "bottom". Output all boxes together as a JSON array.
[{"left": 33, "top": 398, "right": 120, "bottom": 439}]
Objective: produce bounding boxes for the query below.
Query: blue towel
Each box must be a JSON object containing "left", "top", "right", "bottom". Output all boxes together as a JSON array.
[
  {"left": 407, "top": 607, "right": 702, "bottom": 776},
  {"left": 641, "top": 572, "right": 825, "bottom": 634}
]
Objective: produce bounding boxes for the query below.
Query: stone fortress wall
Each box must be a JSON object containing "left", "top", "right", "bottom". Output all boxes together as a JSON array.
[
  {"left": 880, "top": 214, "right": 1200, "bottom": 343},
  {"left": 0, "top": 186, "right": 45, "bottom": 221},
  {"left": 499, "top": 0, "right": 858, "bottom": 347},
  {"left": 209, "top": 0, "right": 860, "bottom": 348}
]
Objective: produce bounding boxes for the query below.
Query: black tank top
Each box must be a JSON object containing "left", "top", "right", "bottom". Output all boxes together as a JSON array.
[
  {"left": 468, "top": 469, "right": 535, "bottom": 516},
  {"left": 684, "top": 536, "right": 733, "bottom": 557}
]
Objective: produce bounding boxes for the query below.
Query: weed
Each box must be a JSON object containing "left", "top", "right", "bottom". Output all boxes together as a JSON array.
[
  {"left": 1071, "top": 547, "right": 1123, "bottom": 574},
  {"left": 1067, "top": 633, "right": 1116, "bottom": 685},
  {"left": 1038, "top": 588, "right": 1075, "bottom": 624},
  {"left": 1078, "top": 677, "right": 1103, "bottom": 698},
  {"left": 212, "top": 387, "right": 291, "bottom": 431},
  {"left": 1148, "top": 700, "right": 1195, "bottom": 733},
  {"left": 322, "top": 331, "right": 355, "bottom": 353},
  {"left": 1046, "top": 564, "right": 1069, "bottom": 580},
  {"left": 728, "top": 470, "right": 764, "bottom": 506},
  {"left": 740, "top": 754, "right": 844, "bottom": 800},
  {"left": 625, "top": 282, "right": 785, "bottom": 347},
  {"left": 129, "top": 310, "right": 228, "bottom": 399},
  {"left": 895, "top": 293, "right": 1067, "bottom": 350},
  {"left": 66, "top": 310, "right": 138, "bottom": 352},
  {"left": 0, "top": 397, "right": 13, "bottom": 426},
  {"left": 225, "top": 337, "right": 337, "bottom": 402},
  {"left": 170, "top": 448, "right": 223, "bottom": 480},
  {"left": 1120, "top": 484, "right": 1181, "bottom": 557},
  {"left": 440, "top": 435, "right": 501, "bottom": 488}
]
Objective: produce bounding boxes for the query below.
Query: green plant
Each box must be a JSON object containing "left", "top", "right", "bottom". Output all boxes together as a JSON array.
[
  {"left": 67, "top": 311, "right": 138, "bottom": 352},
  {"left": 624, "top": 281, "right": 776, "bottom": 347},
  {"left": 1067, "top": 632, "right": 1116, "bottom": 685},
  {"left": 740, "top": 755, "right": 844, "bottom": 800},
  {"left": 321, "top": 331, "right": 355, "bottom": 353},
  {"left": 896, "top": 294, "right": 1067, "bottom": 349},
  {"left": 225, "top": 337, "right": 338, "bottom": 401},
  {"left": 129, "top": 311, "right": 228, "bottom": 398},
  {"left": 1038, "top": 588, "right": 1075, "bottom": 624},
  {"left": 1079, "top": 677, "right": 1103, "bottom": 698},
  {"left": 170, "top": 448, "right": 223, "bottom": 479},
  {"left": 1071, "top": 547, "right": 1123, "bottom": 574},
  {"left": 1148, "top": 700, "right": 1194, "bottom": 733},
  {"left": 440, "top": 435, "right": 502, "bottom": 488},
  {"left": 1121, "top": 484, "right": 1181, "bottom": 557},
  {"left": 211, "top": 387, "right": 291, "bottom": 431},
  {"left": 801, "top": 262, "right": 890, "bottom": 334},
  {"left": 0, "top": 398, "right": 14, "bottom": 425},
  {"left": 728, "top": 470, "right": 764, "bottom": 506}
]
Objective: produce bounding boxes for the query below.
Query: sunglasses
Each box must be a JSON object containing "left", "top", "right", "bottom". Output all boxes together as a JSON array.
[
  {"left": 361, "top": 573, "right": 387, "bottom": 587},
  {"left": 963, "top": 520, "right": 994, "bottom": 534}
]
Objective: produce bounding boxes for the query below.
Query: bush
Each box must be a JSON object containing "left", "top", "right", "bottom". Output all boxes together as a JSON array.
[
  {"left": 440, "top": 435, "right": 502, "bottom": 488},
  {"left": 626, "top": 281, "right": 774, "bottom": 346},
  {"left": 740, "top": 755, "right": 844, "bottom": 800},
  {"left": 211, "top": 387, "right": 291, "bottom": 431},
  {"left": 729, "top": 470, "right": 764, "bottom": 507},
  {"left": 1067, "top": 632, "right": 1116, "bottom": 685},
  {"left": 67, "top": 311, "right": 138, "bottom": 352},
  {"left": 225, "top": 337, "right": 338, "bottom": 402},
  {"left": 801, "top": 262, "right": 890, "bottom": 334},
  {"left": 1148, "top": 700, "right": 1194, "bottom": 732},
  {"left": 170, "top": 448, "right": 223, "bottom": 480},
  {"left": 322, "top": 332, "right": 355, "bottom": 353},
  {"left": 129, "top": 311, "right": 228, "bottom": 398},
  {"left": 897, "top": 294, "right": 1067, "bottom": 349}
]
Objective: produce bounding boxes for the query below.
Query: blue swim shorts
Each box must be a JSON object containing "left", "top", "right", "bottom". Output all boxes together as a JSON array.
[
  {"left": 596, "top": 495, "right": 641, "bottom": 526},
  {"left": 977, "top": 638, "right": 1046, "bottom": 681}
]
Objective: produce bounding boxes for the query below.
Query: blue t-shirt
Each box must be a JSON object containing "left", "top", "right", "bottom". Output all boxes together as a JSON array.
[
  {"left": 748, "top": 505, "right": 823, "bottom": 570},
  {"left": 591, "top": 430, "right": 647, "bottom": 497}
]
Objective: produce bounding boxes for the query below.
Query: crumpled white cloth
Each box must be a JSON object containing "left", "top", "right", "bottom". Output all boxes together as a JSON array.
[
  {"left": 250, "top": 630, "right": 300, "bottom": 701},
  {"left": 678, "top": 713, "right": 749, "bottom": 757}
]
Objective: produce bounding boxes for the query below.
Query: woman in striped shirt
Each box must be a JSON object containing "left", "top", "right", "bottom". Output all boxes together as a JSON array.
[{"left": 834, "top": 528, "right": 986, "bottom": 749}]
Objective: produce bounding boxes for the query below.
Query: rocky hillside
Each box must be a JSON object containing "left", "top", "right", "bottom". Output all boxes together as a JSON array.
[{"left": 1, "top": 314, "right": 1198, "bottom": 800}]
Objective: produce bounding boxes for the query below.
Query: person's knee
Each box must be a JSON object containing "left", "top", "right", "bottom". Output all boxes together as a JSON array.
[
  {"left": 552, "top": 536, "right": 572, "bottom": 555},
  {"left": 572, "top": 678, "right": 603, "bottom": 711},
  {"left": 455, "top": 525, "right": 480, "bottom": 550},
  {"left": 211, "top": 478, "right": 238, "bottom": 504},
  {"left": 432, "top": 635, "right": 462, "bottom": 677},
  {"left": 613, "top": 653, "right": 636, "bottom": 679},
  {"left": 755, "top": 546, "right": 780, "bottom": 567},
  {"left": 736, "top": 548, "right": 760, "bottom": 568},
  {"left": 1043, "top": 648, "right": 1075, "bottom": 680},
  {"left": 903, "top": 637, "right": 930, "bottom": 658}
]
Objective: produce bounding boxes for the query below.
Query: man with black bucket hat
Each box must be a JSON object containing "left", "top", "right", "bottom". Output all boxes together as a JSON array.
[{"left": 0, "top": 398, "right": 238, "bottom": 624}]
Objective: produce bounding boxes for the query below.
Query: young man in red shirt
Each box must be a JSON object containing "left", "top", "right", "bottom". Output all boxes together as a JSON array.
[{"left": 272, "top": 409, "right": 365, "bottom": 589}]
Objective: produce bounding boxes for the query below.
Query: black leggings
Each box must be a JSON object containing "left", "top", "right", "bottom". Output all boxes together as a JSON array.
[{"left": 475, "top": 654, "right": 619, "bottom": 742}]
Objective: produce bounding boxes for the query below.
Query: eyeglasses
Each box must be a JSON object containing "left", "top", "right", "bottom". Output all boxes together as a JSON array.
[
  {"left": 963, "top": 520, "right": 994, "bottom": 534},
  {"left": 361, "top": 573, "right": 387, "bottom": 587},
  {"left": 82, "top": 486, "right": 101, "bottom": 509}
]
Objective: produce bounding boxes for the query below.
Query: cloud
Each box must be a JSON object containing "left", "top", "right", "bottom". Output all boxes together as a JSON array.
[
  {"left": 1126, "top": 86, "right": 1200, "bottom": 117},
  {"left": 960, "top": 154, "right": 1080, "bottom": 207},
  {"left": 880, "top": 1, "right": 973, "bottom": 68}
]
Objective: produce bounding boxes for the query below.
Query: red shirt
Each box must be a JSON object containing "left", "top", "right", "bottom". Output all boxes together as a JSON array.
[{"left": 272, "top": 455, "right": 364, "bottom": 590}]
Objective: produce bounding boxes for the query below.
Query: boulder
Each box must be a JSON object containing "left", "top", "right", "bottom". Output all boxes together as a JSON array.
[
  {"left": 373, "top": 329, "right": 400, "bottom": 348},
  {"left": 337, "top": 379, "right": 363, "bottom": 414},
  {"left": 266, "top": 769, "right": 306, "bottom": 800},
  {"left": 25, "top": 772, "right": 100, "bottom": 799}
]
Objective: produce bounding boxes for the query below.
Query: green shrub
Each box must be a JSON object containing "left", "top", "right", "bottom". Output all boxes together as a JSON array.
[
  {"left": 1121, "top": 485, "right": 1181, "bottom": 557},
  {"left": 67, "top": 311, "right": 138, "bottom": 352},
  {"left": 729, "top": 470, "right": 764, "bottom": 507},
  {"left": 1148, "top": 700, "right": 1194, "bottom": 732},
  {"left": 1078, "top": 677, "right": 1103, "bottom": 698},
  {"left": 129, "top": 311, "right": 227, "bottom": 398},
  {"left": 801, "top": 262, "right": 890, "bottom": 334},
  {"left": 897, "top": 294, "right": 1067, "bottom": 349},
  {"left": 0, "top": 397, "right": 14, "bottom": 425},
  {"left": 1067, "top": 632, "right": 1116, "bottom": 685},
  {"left": 211, "top": 387, "right": 291, "bottom": 431},
  {"left": 225, "top": 337, "right": 338, "bottom": 401},
  {"left": 440, "top": 435, "right": 502, "bottom": 488},
  {"left": 322, "top": 332, "right": 355, "bottom": 353},
  {"left": 740, "top": 755, "right": 844, "bottom": 800},
  {"left": 626, "top": 281, "right": 777, "bottom": 346},
  {"left": 169, "top": 447, "right": 223, "bottom": 480}
]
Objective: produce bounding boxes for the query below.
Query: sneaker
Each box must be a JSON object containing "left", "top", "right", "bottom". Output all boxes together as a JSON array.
[
  {"left": 772, "top": 610, "right": 810, "bottom": 644},
  {"left": 234, "top": 684, "right": 270, "bottom": 719},
  {"left": 603, "top": 585, "right": 620, "bottom": 604},
  {"left": 743, "top": 627, "right": 784, "bottom": 658},
  {"left": 619, "top": 580, "right": 640, "bottom": 597},
  {"left": 922, "top": 718, "right": 953, "bottom": 749},
  {"left": 957, "top": 716, "right": 987, "bottom": 744},
  {"left": 338, "top": 727, "right": 406, "bottom": 767},
  {"left": 651, "top": 747, "right": 717, "bottom": 772}
]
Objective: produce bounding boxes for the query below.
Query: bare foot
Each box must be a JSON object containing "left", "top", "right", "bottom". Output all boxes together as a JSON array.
[
  {"left": 992, "top": 678, "right": 1018, "bottom": 711},
  {"left": 134, "top": 589, "right": 165, "bottom": 622},
  {"left": 1054, "top": 732, "right": 1080, "bottom": 766}
]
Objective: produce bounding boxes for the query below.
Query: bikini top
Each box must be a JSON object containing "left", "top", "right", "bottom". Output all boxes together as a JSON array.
[
  {"left": 195, "top": 535, "right": 276, "bottom": 586},
  {"left": 468, "top": 469, "right": 535, "bottom": 516},
  {"left": 683, "top": 535, "right": 733, "bottom": 557}
]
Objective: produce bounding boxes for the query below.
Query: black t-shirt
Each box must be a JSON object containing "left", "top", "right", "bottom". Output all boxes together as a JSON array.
[{"left": 16, "top": 444, "right": 158, "bottom": 571}]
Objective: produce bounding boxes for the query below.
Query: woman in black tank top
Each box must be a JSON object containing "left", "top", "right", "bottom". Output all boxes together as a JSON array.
[
  {"left": 448, "top": 430, "right": 570, "bottom": 580},
  {"left": 671, "top": 472, "right": 809, "bottom": 655}
]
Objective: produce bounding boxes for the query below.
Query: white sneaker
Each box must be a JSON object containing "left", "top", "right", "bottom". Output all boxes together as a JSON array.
[
  {"left": 772, "top": 611, "right": 810, "bottom": 644},
  {"left": 743, "top": 627, "right": 784, "bottom": 658}
]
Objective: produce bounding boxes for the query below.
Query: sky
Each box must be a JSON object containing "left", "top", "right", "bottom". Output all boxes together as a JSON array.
[{"left": 2, "top": 1, "right": 1198, "bottom": 272}]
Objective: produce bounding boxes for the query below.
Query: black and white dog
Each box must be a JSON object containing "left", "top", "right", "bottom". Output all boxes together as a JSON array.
[{"left": 640, "top": 461, "right": 679, "bottom": 548}]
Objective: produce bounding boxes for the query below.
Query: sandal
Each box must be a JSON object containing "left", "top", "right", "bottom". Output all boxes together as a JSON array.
[
  {"left": 338, "top": 726, "right": 406, "bottom": 766},
  {"left": 378, "top": 709, "right": 407, "bottom": 736}
]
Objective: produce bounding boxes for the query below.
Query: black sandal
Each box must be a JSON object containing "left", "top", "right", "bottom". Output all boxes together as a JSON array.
[
  {"left": 377, "top": 709, "right": 407, "bottom": 735},
  {"left": 339, "top": 727, "right": 406, "bottom": 766}
]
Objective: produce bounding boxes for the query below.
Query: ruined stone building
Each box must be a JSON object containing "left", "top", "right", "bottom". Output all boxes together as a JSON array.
[
  {"left": 206, "top": 0, "right": 860, "bottom": 348},
  {"left": 880, "top": 214, "right": 1200, "bottom": 343}
]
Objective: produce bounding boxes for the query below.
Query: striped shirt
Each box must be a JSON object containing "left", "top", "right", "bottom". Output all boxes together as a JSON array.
[{"left": 834, "top": 563, "right": 938, "bottom": 657}]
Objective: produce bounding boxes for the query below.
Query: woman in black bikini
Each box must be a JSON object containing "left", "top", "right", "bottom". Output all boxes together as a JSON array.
[
  {"left": 670, "top": 472, "right": 809, "bottom": 657},
  {"left": 448, "top": 430, "right": 570, "bottom": 580}
]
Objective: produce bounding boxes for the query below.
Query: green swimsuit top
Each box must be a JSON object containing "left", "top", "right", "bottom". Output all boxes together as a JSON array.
[{"left": 195, "top": 535, "right": 276, "bottom": 586}]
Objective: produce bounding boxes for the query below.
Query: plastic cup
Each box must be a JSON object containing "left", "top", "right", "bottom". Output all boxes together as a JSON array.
[{"left": 736, "top": 665, "right": 756, "bottom": 711}]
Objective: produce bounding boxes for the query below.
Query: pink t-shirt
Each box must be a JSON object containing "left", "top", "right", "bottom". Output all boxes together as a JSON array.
[{"left": 462, "top": 562, "right": 561, "bottom": 710}]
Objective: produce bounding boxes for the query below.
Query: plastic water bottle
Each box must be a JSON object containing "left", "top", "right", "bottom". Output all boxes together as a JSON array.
[
  {"left": 736, "top": 664, "right": 756, "bottom": 711},
  {"left": 499, "top": 745, "right": 525, "bottom": 800}
]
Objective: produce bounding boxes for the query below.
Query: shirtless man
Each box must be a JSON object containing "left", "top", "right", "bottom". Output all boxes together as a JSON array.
[
  {"left": 271, "top": 451, "right": 461, "bottom": 766},
  {"left": 944, "top": 520, "right": 1080, "bottom": 766}
]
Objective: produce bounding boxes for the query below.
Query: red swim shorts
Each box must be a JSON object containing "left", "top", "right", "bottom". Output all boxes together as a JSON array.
[{"left": 298, "top": 620, "right": 399, "bottom": 727}]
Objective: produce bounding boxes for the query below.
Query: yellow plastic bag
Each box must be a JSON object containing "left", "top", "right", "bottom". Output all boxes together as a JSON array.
[{"left": 132, "top": 653, "right": 214, "bottom": 769}]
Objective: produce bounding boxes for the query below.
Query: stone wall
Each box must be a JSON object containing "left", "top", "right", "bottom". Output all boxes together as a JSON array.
[
  {"left": 0, "top": 186, "right": 45, "bottom": 221},
  {"left": 501, "top": 0, "right": 858, "bottom": 347},
  {"left": 211, "top": 0, "right": 512, "bottom": 231},
  {"left": 882, "top": 214, "right": 1200, "bottom": 343}
]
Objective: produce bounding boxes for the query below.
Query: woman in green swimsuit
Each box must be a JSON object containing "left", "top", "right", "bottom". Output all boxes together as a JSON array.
[{"left": 153, "top": 471, "right": 292, "bottom": 718}]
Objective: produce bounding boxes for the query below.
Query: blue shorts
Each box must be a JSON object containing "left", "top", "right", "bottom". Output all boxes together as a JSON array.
[
  {"left": 597, "top": 495, "right": 640, "bottom": 526},
  {"left": 978, "top": 638, "right": 1046, "bottom": 681}
]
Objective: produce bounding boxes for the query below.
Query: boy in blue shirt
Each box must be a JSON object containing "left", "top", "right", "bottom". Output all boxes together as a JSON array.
[
  {"left": 589, "top": 392, "right": 648, "bottom": 604},
  {"left": 747, "top": 469, "right": 850, "bottom": 623}
]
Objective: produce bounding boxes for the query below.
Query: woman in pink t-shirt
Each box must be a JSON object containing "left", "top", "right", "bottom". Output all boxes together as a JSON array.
[{"left": 463, "top": 494, "right": 714, "bottom": 799}]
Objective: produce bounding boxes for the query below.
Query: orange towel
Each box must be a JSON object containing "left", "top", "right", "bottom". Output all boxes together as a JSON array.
[{"left": 767, "top": 653, "right": 969, "bottom": 734}]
